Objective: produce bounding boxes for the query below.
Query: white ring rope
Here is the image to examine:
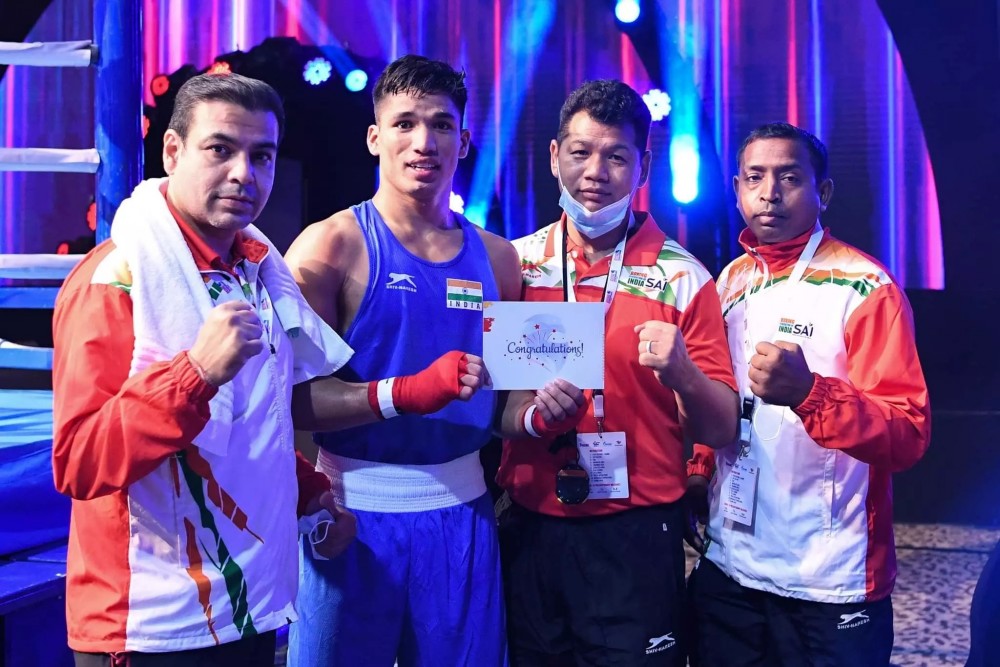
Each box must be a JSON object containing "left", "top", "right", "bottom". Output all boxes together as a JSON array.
[
  {"left": 0, "top": 254, "right": 86, "bottom": 369},
  {"left": 0, "top": 340, "right": 52, "bottom": 371},
  {"left": 0, "top": 148, "right": 100, "bottom": 174},
  {"left": 0, "top": 38, "right": 104, "bottom": 372},
  {"left": 0, "top": 256, "right": 75, "bottom": 370},
  {"left": 0, "top": 40, "right": 95, "bottom": 68},
  {"left": 0, "top": 256, "right": 72, "bottom": 369},
  {"left": 0, "top": 254, "right": 83, "bottom": 280}
]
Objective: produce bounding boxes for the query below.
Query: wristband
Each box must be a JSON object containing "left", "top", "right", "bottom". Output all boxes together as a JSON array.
[
  {"left": 523, "top": 404, "right": 542, "bottom": 438},
  {"left": 367, "top": 378, "right": 400, "bottom": 420}
]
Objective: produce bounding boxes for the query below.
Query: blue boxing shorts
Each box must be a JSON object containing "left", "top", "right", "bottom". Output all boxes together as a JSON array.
[{"left": 289, "top": 453, "right": 507, "bottom": 667}]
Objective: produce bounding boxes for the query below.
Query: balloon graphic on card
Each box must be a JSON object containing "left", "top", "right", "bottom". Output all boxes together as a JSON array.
[
  {"left": 482, "top": 301, "right": 604, "bottom": 390},
  {"left": 520, "top": 315, "right": 570, "bottom": 373}
]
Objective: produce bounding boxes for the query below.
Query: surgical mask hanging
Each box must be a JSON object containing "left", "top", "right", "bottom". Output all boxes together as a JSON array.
[
  {"left": 298, "top": 509, "right": 336, "bottom": 561},
  {"left": 557, "top": 163, "right": 637, "bottom": 239}
]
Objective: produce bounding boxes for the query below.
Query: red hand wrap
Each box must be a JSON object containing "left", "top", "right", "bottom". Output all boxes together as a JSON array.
[
  {"left": 392, "top": 350, "right": 470, "bottom": 416},
  {"left": 366, "top": 381, "right": 385, "bottom": 420}
]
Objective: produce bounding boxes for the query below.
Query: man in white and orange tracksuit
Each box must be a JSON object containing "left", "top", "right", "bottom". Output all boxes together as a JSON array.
[
  {"left": 52, "top": 73, "right": 360, "bottom": 667},
  {"left": 687, "top": 122, "right": 931, "bottom": 667}
]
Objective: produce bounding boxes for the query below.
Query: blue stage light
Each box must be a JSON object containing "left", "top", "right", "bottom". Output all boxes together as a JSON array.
[
  {"left": 303, "top": 57, "right": 332, "bottom": 85},
  {"left": 345, "top": 69, "right": 368, "bottom": 92},
  {"left": 670, "top": 135, "right": 700, "bottom": 204}
]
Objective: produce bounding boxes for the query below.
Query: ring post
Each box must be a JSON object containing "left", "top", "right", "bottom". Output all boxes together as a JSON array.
[{"left": 94, "top": 0, "right": 143, "bottom": 243}]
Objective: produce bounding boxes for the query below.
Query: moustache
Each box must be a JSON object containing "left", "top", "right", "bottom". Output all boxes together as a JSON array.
[{"left": 214, "top": 189, "right": 256, "bottom": 203}]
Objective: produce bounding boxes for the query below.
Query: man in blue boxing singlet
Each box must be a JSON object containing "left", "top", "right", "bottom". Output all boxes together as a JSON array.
[{"left": 284, "top": 55, "right": 527, "bottom": 667}]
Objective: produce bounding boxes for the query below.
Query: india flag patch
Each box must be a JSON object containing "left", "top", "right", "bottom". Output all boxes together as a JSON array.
[{"left": 446, "top": 278, "right": 484, "bottom": 310}]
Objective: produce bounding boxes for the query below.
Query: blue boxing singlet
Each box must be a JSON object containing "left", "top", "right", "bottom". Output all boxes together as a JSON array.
[{"left": 314, "top": 199, "right": 499, "bottom": 465}]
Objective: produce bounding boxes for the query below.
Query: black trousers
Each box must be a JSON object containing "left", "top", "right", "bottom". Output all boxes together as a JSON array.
[
  {"left": 73, "top": 630, "right": 276, "bottom": 667},
  {"left": 688, "top": 558, "right": 892, "bottom": 667},
  {"left": 499, "top": 503, "right": 687, "bottom": 667}
]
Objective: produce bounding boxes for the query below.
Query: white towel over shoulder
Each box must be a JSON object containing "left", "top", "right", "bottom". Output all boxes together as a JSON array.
[{"left": 109, "top": 177, "right": 352, "bottom": 456}]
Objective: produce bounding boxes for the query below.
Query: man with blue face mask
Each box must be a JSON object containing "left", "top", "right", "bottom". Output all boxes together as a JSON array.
[{"left": 495, "top": 79, "right": 739, "bottom": 667}]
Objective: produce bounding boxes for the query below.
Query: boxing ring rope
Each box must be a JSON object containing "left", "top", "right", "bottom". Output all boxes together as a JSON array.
[
  {"left": 0, "top": 148, "right": 100, "bottom": 173},
  {"left": 0, "top": 342, "right": 53, "bottom": 372},
  {"left": 0, "top": 287, "right": 60, "bottom": 309},
  {"left": 0, "top": 0, "right": 142, "bottom": 372},
  {"left": 0, "top": 6, "right": 139, "bottom": 630},
  {"left": 0, "top": 41, "right": 96, "bottom": 68},
  {"left": 0, "top": 255, "right": 80, "bottom": 311},
  {"left": 0, "top": 255, "right": 82, "bottom": 281}
]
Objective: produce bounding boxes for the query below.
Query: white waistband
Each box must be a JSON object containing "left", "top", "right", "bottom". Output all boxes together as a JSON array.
[{"left": 316, "top": 450, "right": 487, "bottom": 512}]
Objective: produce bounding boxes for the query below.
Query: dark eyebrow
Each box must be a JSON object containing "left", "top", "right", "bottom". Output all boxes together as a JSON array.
[
  {"left": 202, "top": 132, "right": 277, "bottom": 152},
  {"left": 566, "top": 139, "right": 633, "bottom": 154},
  {"left": 388, "top": 110, "right": 458, "bottom": 123},
  {"left": 744, "top": 162, "right": 804, "bottom": 173}
]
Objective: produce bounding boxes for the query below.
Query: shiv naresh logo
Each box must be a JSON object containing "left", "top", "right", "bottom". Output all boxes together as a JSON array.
[
  {"left": 837, "top": 610, "right": 870, "bottom": 629},
  {"left": 646, "top": 632, "right": 676, "bottom": 654},
  {"left": 386, "top": 272, "right": 417, "bottom": 292}
]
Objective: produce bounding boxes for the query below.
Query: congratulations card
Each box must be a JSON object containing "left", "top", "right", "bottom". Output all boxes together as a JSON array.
[{"left": 482, "top": 301, "right": 605, "bottom": 390}]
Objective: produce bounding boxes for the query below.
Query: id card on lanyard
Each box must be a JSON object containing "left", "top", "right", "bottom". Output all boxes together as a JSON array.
[
  {"left": 721, "top": 224, "right": 824, "bottom": 526},
  {"left": 556, "top": 214, "right": 634, "bottom": 502}
]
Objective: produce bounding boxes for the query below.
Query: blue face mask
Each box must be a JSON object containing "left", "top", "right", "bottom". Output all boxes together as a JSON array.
[{"left": 557, "top": 164, "right": 639, "bottom": 239}]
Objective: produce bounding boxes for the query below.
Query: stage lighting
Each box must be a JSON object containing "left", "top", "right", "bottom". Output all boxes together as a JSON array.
[
  {"left": 345, "top": 69, "right": 368, "bottom": 92},
  {"left": 151, "top": 74, "right": 170, "bottom": 97},
  {"left": 450, "top": 192, "right": 466, "bottom": 215},
  {"left": 642, "top": 89, "right": 671, "bottom": 121},
  {"left": 615, "top": 0, "right": 641, "bottom": 24},
  {"left": 208, "top": 61, "right": 231, "bottom": 75},
  {"left": 303, "top": 57, "right": 333, "bottom": 86},
  {"left": 670, "top": 135, "right": 700, "bottom": 204}
]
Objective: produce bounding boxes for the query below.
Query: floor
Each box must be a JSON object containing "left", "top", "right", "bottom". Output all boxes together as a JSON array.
[
  {"left": 276, "top": 522, "right": 998, "bottom": 666},
  {"left": 888, "top": 523, "right": 997, "bottom": 666},
  {"left": 677, "top": 522, "right": 996, "bottom": 666}
]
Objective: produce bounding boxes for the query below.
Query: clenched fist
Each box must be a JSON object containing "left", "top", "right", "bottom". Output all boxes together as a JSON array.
[
  {"left": 392, "top": 351, "right": 492, "bottom": 415},
  {"left": 748, "top": 341, "right": 815, "bottom": 407},
  {"left": 635, "top": 321, "right": 697, "bottom": 390},
  {"left": 188, "top": 301, "right": 264, "bottom": 386}
]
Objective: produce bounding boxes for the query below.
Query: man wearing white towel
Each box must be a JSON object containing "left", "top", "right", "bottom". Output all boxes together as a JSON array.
[{"left": 53, "top": 72, "right": 490, "bottom": 667}]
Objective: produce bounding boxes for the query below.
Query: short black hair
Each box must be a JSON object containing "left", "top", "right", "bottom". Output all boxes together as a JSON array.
[
  {"left": 736, "top": 122, "right": 829, "bottom": 182},
  {"left": 556, "top": 79, "right": 651, "bottom": 153},
  {"left": 372, "top": 54, "right": 468, "bottom": 122},
  {"left": 169, "top": 73, "right": 285, "bottom": 143}
]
